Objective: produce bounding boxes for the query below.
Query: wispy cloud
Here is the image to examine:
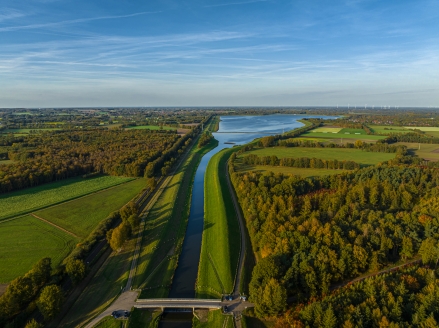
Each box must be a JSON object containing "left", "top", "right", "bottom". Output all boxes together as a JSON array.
[
  {"left": 0, "top": 9, "right": 26, "bottom": 22},
  {"left": 204, "top": 0, "right": 268, "bottom": 8},
  {"left": 0, "top": 11, "right": 160, "bottom": 32}
]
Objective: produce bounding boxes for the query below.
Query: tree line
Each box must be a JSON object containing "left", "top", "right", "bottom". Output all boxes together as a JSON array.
[
  {"left": 241, "top": 154, "right": 360, "bottom": 170},
  {"left": 230, "top": 164, "right": 439, "bottom": 317}
]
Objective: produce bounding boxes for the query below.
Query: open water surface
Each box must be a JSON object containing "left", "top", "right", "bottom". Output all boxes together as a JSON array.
[{"left": 159, "top": 114, "right": 335, "bottom": 327}]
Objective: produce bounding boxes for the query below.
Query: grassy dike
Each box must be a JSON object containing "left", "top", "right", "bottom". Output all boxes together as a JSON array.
[
  {"left": 193, "top": 310, "right": 234, "bottom": 328},
  {"left": 132, "top": 117, "right": 219, "bottom": 297},
  {"left": 196, "top": 147, "right": 241, "bottom": 298}
]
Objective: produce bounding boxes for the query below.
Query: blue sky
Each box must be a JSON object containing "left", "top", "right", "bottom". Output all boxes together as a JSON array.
[{"left": 0, "top": 0, "right": 438, "bottom": 107}]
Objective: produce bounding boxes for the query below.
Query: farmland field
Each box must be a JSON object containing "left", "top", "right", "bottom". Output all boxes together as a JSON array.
[
  {"left": 0, "top": 176, "right": 134, "bottom": 221},
  {"left": 125, "top": 125, "right": 175, "bottom": 131},
  {"left": 368, "top": 125, "right": 410, "bottom": 134},
  {"left": 240, "top": 147, "right": 395, "bottom": 166},
  {"left": 311, "top": 127, "right": 342, "bottom": 133},
  {"left": 0, "top": 215, "right": 78, "bottom": 283},
  {"left": 339, "top": 128, "right": 366, "bottom": 135},
  {"left": 403, "top": 126, "right": 439, "bottom": 132},
  {"left": 301, "top": 132, "right": 386, "bottom": 140},
  {"left": 397, "top": 142, "right": 439, "bottom": 162},
  {"left": 35, "top": 178, "right": 146, "bottom": 238}
]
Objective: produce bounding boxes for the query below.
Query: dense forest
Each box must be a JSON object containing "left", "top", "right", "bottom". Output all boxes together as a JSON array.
[
  {"left": 0, "top": 127, "right": 199, "bottom": 193},
  {"left": 275, "top": 265, "right": 439, "bottom": 327},
  {"left": 230, "top": 164, "right": 439, "bottom": 317}
]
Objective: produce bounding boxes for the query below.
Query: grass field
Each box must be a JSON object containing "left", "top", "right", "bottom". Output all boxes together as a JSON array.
[
  {"left": 35, "top": 178, "right": 146, "bottom": 238},
  {"left": 397, "top": 142, "right": 439, "bottom": 162},
  {"left": 235, "top": 164, "right": 349, "bottom": 177},
  {"left": 193, "top": 310, "right": 234, "bottom": 328},
  {"left": 427, "top": 131, "right": 439, "bottom": 138},
  {"left": 404, "top": 126, "right": 439, "bottom": 132},
  {"left": 58, "top": 239, "right": 136, "bottom": 328},
  {"left": 0, "top": 176, "right": 134, "bottom": 221},
  {"left": 339, "top": 128, "right": 366, "bottom": 135},
  {"left": 125, "top": 125, "right": 175, "bottom": 131},
  {"left": 240, "top": 147, "right": 395, "bottom": 166},
  {"left": 368, "top": 125, "right": 410, "bottom": 134},
  {"left": 134, "top": 137, "right": 218, "bottom": 297},
  {"left": 196, "top": 147, "right": 240, "bottom": 298},
  {"left": 311, "top": 127, "right": 342, "bottom": 133},
  {"left": 0, "top": 159, "right": 14, "bottom": 165},
  {"left": 0, "top": 215, "right": 78, "bottom": 283},
  {"left": 302, "top": 132, "right": 385, "bottom": 140}
]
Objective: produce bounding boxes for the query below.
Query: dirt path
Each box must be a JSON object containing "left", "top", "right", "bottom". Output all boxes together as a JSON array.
[{"left": 31, "top": 213, "right": 79, "bottom": 238}]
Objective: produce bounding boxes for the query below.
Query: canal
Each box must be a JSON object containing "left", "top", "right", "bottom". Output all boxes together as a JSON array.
[{"left": 159, "top": 114, "right": 333, "bottom": 327}]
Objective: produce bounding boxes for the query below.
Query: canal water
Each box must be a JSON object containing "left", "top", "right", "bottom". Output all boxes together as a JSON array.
[{"left": 159, "top": 114, "right": 334, "bottom": 327}]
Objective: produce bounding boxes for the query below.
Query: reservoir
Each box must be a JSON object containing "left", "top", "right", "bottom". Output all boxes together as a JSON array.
[{"left": 159, "top": 114, "right": 335, "bottom": 327}]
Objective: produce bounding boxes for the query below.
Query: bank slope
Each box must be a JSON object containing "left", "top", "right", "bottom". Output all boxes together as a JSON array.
[{"left": 196, "top": 147, "right": 240, "bottom": 298}]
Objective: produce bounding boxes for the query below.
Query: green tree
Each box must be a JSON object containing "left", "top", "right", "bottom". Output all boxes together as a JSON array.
[
  {"left": 128, "top": 213, "right": 141, "bottom": 230},
  {"left": 25, "top": 319, "right": 44, "bottom": 328},
  {"left": 27, "top": 258, "right": 51, "bottom": 291},
  {"left": 256, "top": 278, "right": 287, "bottom": 317},
  {"left": 36, "top": 285, "right": 64, "bottom": 320},
  {"left": 65, "top": 258, "right": 86, "bottom": 285},
  {"left": 323, "top": 305, "right": 337, "bottom": 328},
  {"left": 109, "top": 223, "right": 130, "bottom": 251},
  {"left": 400, "top": 236, "right": 414, "bottom": 260},
  {"left": 419, "top": 238, "right": 438, "bottom": 266}
]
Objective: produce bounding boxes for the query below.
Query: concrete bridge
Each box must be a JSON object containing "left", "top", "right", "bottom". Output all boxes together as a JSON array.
[{"left": 135, "top": 298, "right": 223, "bottom": 310}]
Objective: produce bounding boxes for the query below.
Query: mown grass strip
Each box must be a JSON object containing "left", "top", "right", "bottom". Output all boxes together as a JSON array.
[
  {"left": 193, "top": 309, "right": 234, "bottom": 328},
  {"left": 196, "top": 147, "right": 240, "bottom": 298}
]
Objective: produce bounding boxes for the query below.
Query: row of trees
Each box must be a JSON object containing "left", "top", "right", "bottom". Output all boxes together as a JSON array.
[
  {"left": 230, "top": 164, "right": 439, "bottom": 317},
  {"left": 384, "top": 132, "right": 439, "bottom": 144},
  {"left": 241, "top": 154, "right": 360, "bottom": 170}
]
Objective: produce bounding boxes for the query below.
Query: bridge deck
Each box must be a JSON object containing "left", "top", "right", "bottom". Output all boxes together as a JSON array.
[{"left": 135, "top": 298, "right": 223, "bottom": 309}]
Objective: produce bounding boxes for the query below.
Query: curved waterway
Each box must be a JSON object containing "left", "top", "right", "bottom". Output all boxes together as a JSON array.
[{"left": 159, "top": 114, "right": 335, "bottom": 327}]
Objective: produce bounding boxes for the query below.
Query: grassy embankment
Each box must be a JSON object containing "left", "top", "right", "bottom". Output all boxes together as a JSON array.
[
  {"left": 193, "top": 310, "right": 234, "bottom": 328},
  {"left": 35, "top": 178, "right": 146, "bottom": 238},
  {"left": 132, "top": 116, "right": 219, "bottom": 298},
  {"left": 0, "top": 175, "right": 134, "bottom": 221},
  {"left": 0, "top": 215, "right": 78, "bottom": 283},
  {"left": 133, "top": 137, "right": 218, "bottom": 297},
  {"left": 196, "top": 147, "right": 240, "bottom": 299},
  {"left": 93, "top": 316, "right": 124, "bottom": 328}
]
